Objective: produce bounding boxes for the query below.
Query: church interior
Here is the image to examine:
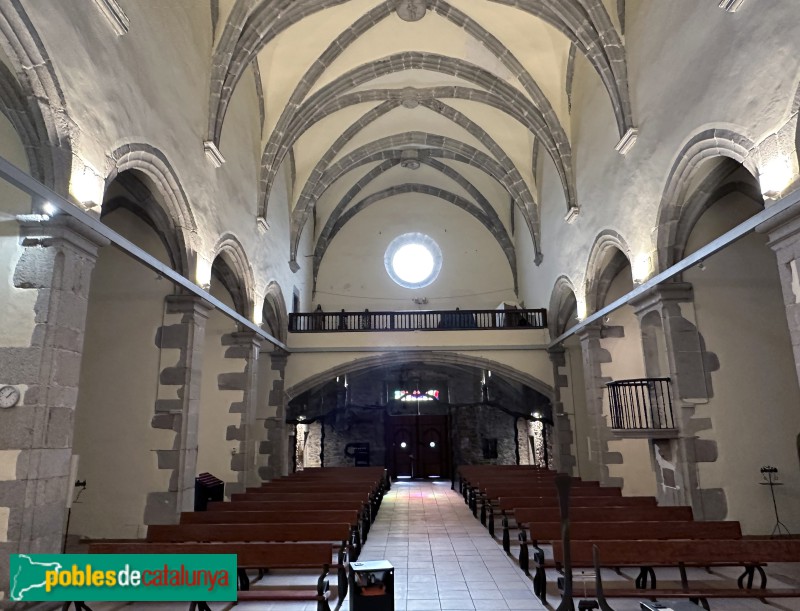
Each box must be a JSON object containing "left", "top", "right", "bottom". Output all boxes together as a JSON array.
[{"left": 1, "top": 0, "right": 800, "bottom": 609}]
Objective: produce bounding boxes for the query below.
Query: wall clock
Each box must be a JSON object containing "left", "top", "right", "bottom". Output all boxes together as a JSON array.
[{"left": 0, "top": 385, "right": 20, "bottom": 408}]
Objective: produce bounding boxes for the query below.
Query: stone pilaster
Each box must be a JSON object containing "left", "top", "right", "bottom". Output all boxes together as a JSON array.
[
  {"left": 0, "top": 215, "right": 108, "bottom": 605},
  {"left": 759, "top": 199, "right": 800, "bottom": 389},
  {"left": 547, "top": 346, "right": 576, "bottom": 475},
  {"left": 257, "top": 349, "right": 289, "bottom": 481},
  {"left": 631, "top": 283, "right": 725, "bottom": 518},
  {"left": 220, "top": 331, "right": 262, "bottom": 491},
  {"left": 576, "top": 324, "right": 623, "bottom": 486},
  {"left": 146, "top": 294, "right": 213, "bottom": 524}
]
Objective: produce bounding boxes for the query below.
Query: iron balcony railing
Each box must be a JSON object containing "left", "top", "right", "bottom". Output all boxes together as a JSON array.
[
  {"left": 606, "top": 377, "right": 675, "bottom": 430},
  {"left": 289, "top": 308, "right": 547, "bottom": 333}
]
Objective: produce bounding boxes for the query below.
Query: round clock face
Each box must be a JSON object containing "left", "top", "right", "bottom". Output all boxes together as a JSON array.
[{"left": 0, "top": 385, "right": 20, "bottom": 408}]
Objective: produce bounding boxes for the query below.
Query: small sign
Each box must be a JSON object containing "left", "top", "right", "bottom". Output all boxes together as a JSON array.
[{"left": 9, "top": 554, "right": 236, "bottom": 602}]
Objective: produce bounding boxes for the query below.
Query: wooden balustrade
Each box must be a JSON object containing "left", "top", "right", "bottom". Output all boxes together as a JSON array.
[{"left": 289, "top": 308, "right": 547, "bottom": 333}]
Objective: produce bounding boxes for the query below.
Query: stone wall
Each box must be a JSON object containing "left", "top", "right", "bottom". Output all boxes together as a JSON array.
[{"left": 452, "top": 405, "right": 519, "bottom": 466}]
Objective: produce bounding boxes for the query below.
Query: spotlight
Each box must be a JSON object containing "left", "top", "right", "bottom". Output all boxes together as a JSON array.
[{"left": 42, "top": 202, "right": 57, "bottom": 216}]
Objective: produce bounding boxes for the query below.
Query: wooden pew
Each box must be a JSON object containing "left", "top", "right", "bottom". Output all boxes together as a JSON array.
[
  {"left": 246, "top": 483, "right": 383, "bottom": 510},
  {"left": 534, "top": 540, "right": 800, "bottom": 608},
  {"left": 500, "top": 506, "right": 693, "bottom": 554},
  {"left": 469, "top": 480, "right": 619, "bottom": 521},
  {"left": 208, "top": 500, "right": 363, "bottom": 512},
  {"left": 181, "top": 509, "right": 363, "bottom": 554},
  {"left": 488, "top": 494, "right": 653, "bottom": 537},
  {"left": 516, "top": 520, "right": 742, "bottom": 576},
  {"left": 87, "top": 542, "right": 335, "bottom": 611},
  {"left": 226, "top": 491, "right": 372, "bottom": 536},
  {"left": 144, "top": 523, "right": 351, "bottom": 597}
]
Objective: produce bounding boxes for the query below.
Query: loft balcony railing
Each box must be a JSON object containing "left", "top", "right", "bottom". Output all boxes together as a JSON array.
[
  {"left": 289, "top": 308, "right": 547, "bottom": 333},
  {"left": 606, "top": 377, "right": 676, "bottom": 434}
]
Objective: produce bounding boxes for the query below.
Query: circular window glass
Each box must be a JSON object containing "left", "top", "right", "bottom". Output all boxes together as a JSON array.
[{"left": 385, "top": 233, "right": 442, "bottom": 289}]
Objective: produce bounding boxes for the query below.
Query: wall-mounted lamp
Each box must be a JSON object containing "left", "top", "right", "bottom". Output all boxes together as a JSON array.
[
  {"left": 631, "top": 252, "right": 653, "bottom": 284},
  {"left": 576, "top": 298, "right": 588, "bottom": 322},
  {"left": 42, "top": 202, "right": 57, "bottom": 217},
  {"left": 759, "top": 156, "right": 794, "bottom": 200},
  {"left": 697, "top": 260, "right": 706, "bottom": 271}
]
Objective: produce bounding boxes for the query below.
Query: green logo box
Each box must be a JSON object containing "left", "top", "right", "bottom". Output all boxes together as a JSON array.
[{"left": 10, "top": 554, "right": 237, "bottom": 602}]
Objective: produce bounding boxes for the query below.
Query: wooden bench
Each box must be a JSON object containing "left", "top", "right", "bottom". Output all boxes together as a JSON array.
[
  {"left": 181, "top": 509, "right": 363, "bottom": 552},
  {"left": 471, "top": 482, "right": 620, "bottom": 521},
  {"left": 542, "top": 541, "right": 800, "bottom": 609},
  {"left": 86, "top": 541, "right": 335, "bottom": 611},
  {"left": 501, "top": 505, "right": 693, "bottom": 554},
  {"left": 145, "top": 523, "right": 352, "bottom": 595},
  {"left": 485, "top": 494, "right": 653, "bottom": 534},
  {"left": 516, "top": 520, "right": 742, "bottom": 576},
  {"left": 216, "top": 493, "right": 375, "bottom": 541},
  {"left": 246, "top": 483, "right": 384, "bottom": 517}
]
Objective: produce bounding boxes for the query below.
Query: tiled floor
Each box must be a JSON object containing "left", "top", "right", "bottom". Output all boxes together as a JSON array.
[
  {"left": 352, "top": 479, "right": 541, "bottom": 611},
  {"left": 86, "top": 479, "right": 800, "bottom": 610}
]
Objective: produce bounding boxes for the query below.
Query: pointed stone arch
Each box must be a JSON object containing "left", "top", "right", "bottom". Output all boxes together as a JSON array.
[
  {"left": 584, "top": 229, "right": 632, "bottom": 314},
  {"left": 0, "top": 60, "right": 47, "bottom": 185},
  {"left": 548, "top": 275, "right": 579, "bottom": 339},
  {"left": 655, "top": 128, "right": 757, "bottom": 272},
  {"left": 314, "top": 183, "right": 517, "bottom": 288},
  {"left": 262, "top": 280, "right": 289, "bottom": 344},
  {"left": 0, "top": 0, "right": 73, "bottom": 194},
  {"left": 259, "top": 51, "right": 574, "bottom": 221},
  {"left": 286, "top": 351, "right": 554, "bottom": 401},
  {"left": 107, "top": 143, "right": 198, "bottom": 277},
  {"left": 208, "top": 0, "right": 632, "bottom": 154},
  {"left": 289, "top": 132, "right": 541, "bottom": 267},
  {"left": 211, "top": 233, "right": 256, "bottom": 320},
  {"left": 101, "top": 173, "right": 190, "bottom": 276}
]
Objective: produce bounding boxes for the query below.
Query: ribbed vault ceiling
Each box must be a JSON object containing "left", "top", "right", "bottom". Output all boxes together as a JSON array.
[{"left": 209, "top": 0, "right": 633, "bottom": 280}]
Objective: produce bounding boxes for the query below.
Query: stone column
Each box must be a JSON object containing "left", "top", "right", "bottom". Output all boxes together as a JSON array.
[
  {"left": 220, "top": 331, "right": 262, "bottom": 492},
  {"left": 257, "top": 349, "right": 289, "bottom": 481},
  {"left": 631, "top": 283, "right": 725, "bottom": 518},
  {"left": 576, "top": 323, "right": 623, "bottom": 486},
  {"left": 0, "top": 215, "right": 108, "bottom": 601},
  {"left": 547, "top": 346, "right": 576, "bottom": 475},
  {"left": 146, "top": 294, "right": 213, "bottom": 524},
  {"left": 759, "top": 201, "right": 800, "bottom": 389}
]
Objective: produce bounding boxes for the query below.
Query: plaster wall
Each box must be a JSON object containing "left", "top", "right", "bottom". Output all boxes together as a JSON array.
[
  {"left": 332, "top": 106, "right": 494, "bottom": 164},
  {"left": 598, "top": 270, "right": 657, "bottom": 498},
  {"left": 258, "top": 0, "right": 381, "bottom": 135},
  {"left": 21, "top": 0, "right": 311, "bottom": 319},
  {"left": 515, "top": 1, "right": 800, "bottom": 313},
  {"left": 285, "top": 334, "right": 553, "bottom": 398},
  {"left": 310, "top": 10, "right": 518, "bottom": 97},
  {"left": 447, "top": 98, "right": 537, "bottom": 194},
  {"left": 313, "top": 159, "right": 514, "bottom": 236},
  {"left": 0, "top": 113, "right": 36, "bottom": 348},
  {"left": 70, "top": 209, "right": 174, "bottom": 539},
  {"left": 196, "top": 277, "right": 243, "bottom": 494},
  {"left": 685, "top": 194, "right": 800, "bottom": 534},
  {"left": 350, "top": 71, "right": 472, "bottom": 93},
  {"left": 314, "top": 194, "right": 517, "bottom": 310}
]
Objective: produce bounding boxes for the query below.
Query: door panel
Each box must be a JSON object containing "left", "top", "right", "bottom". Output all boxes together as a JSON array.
[
  {"left": 392, "top": 426, "right": 415, "bottom": 477},
  {"left": 387, "top": 415, "right": 449, "bottom": 479}
]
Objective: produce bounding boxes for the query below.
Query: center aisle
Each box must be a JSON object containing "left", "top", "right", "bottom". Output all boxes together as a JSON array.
[{"left": 352, "top": 480, "right": 545, "bottom": 611}]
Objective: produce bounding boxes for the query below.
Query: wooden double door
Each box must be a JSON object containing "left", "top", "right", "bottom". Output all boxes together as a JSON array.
[{"left": 386, "top": 415, "right": 450, "bottom": 479}]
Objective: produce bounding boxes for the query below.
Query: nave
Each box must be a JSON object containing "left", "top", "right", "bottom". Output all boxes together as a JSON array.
[{"left": 83, "top": 475, "right": 800, "bottom": 611}]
